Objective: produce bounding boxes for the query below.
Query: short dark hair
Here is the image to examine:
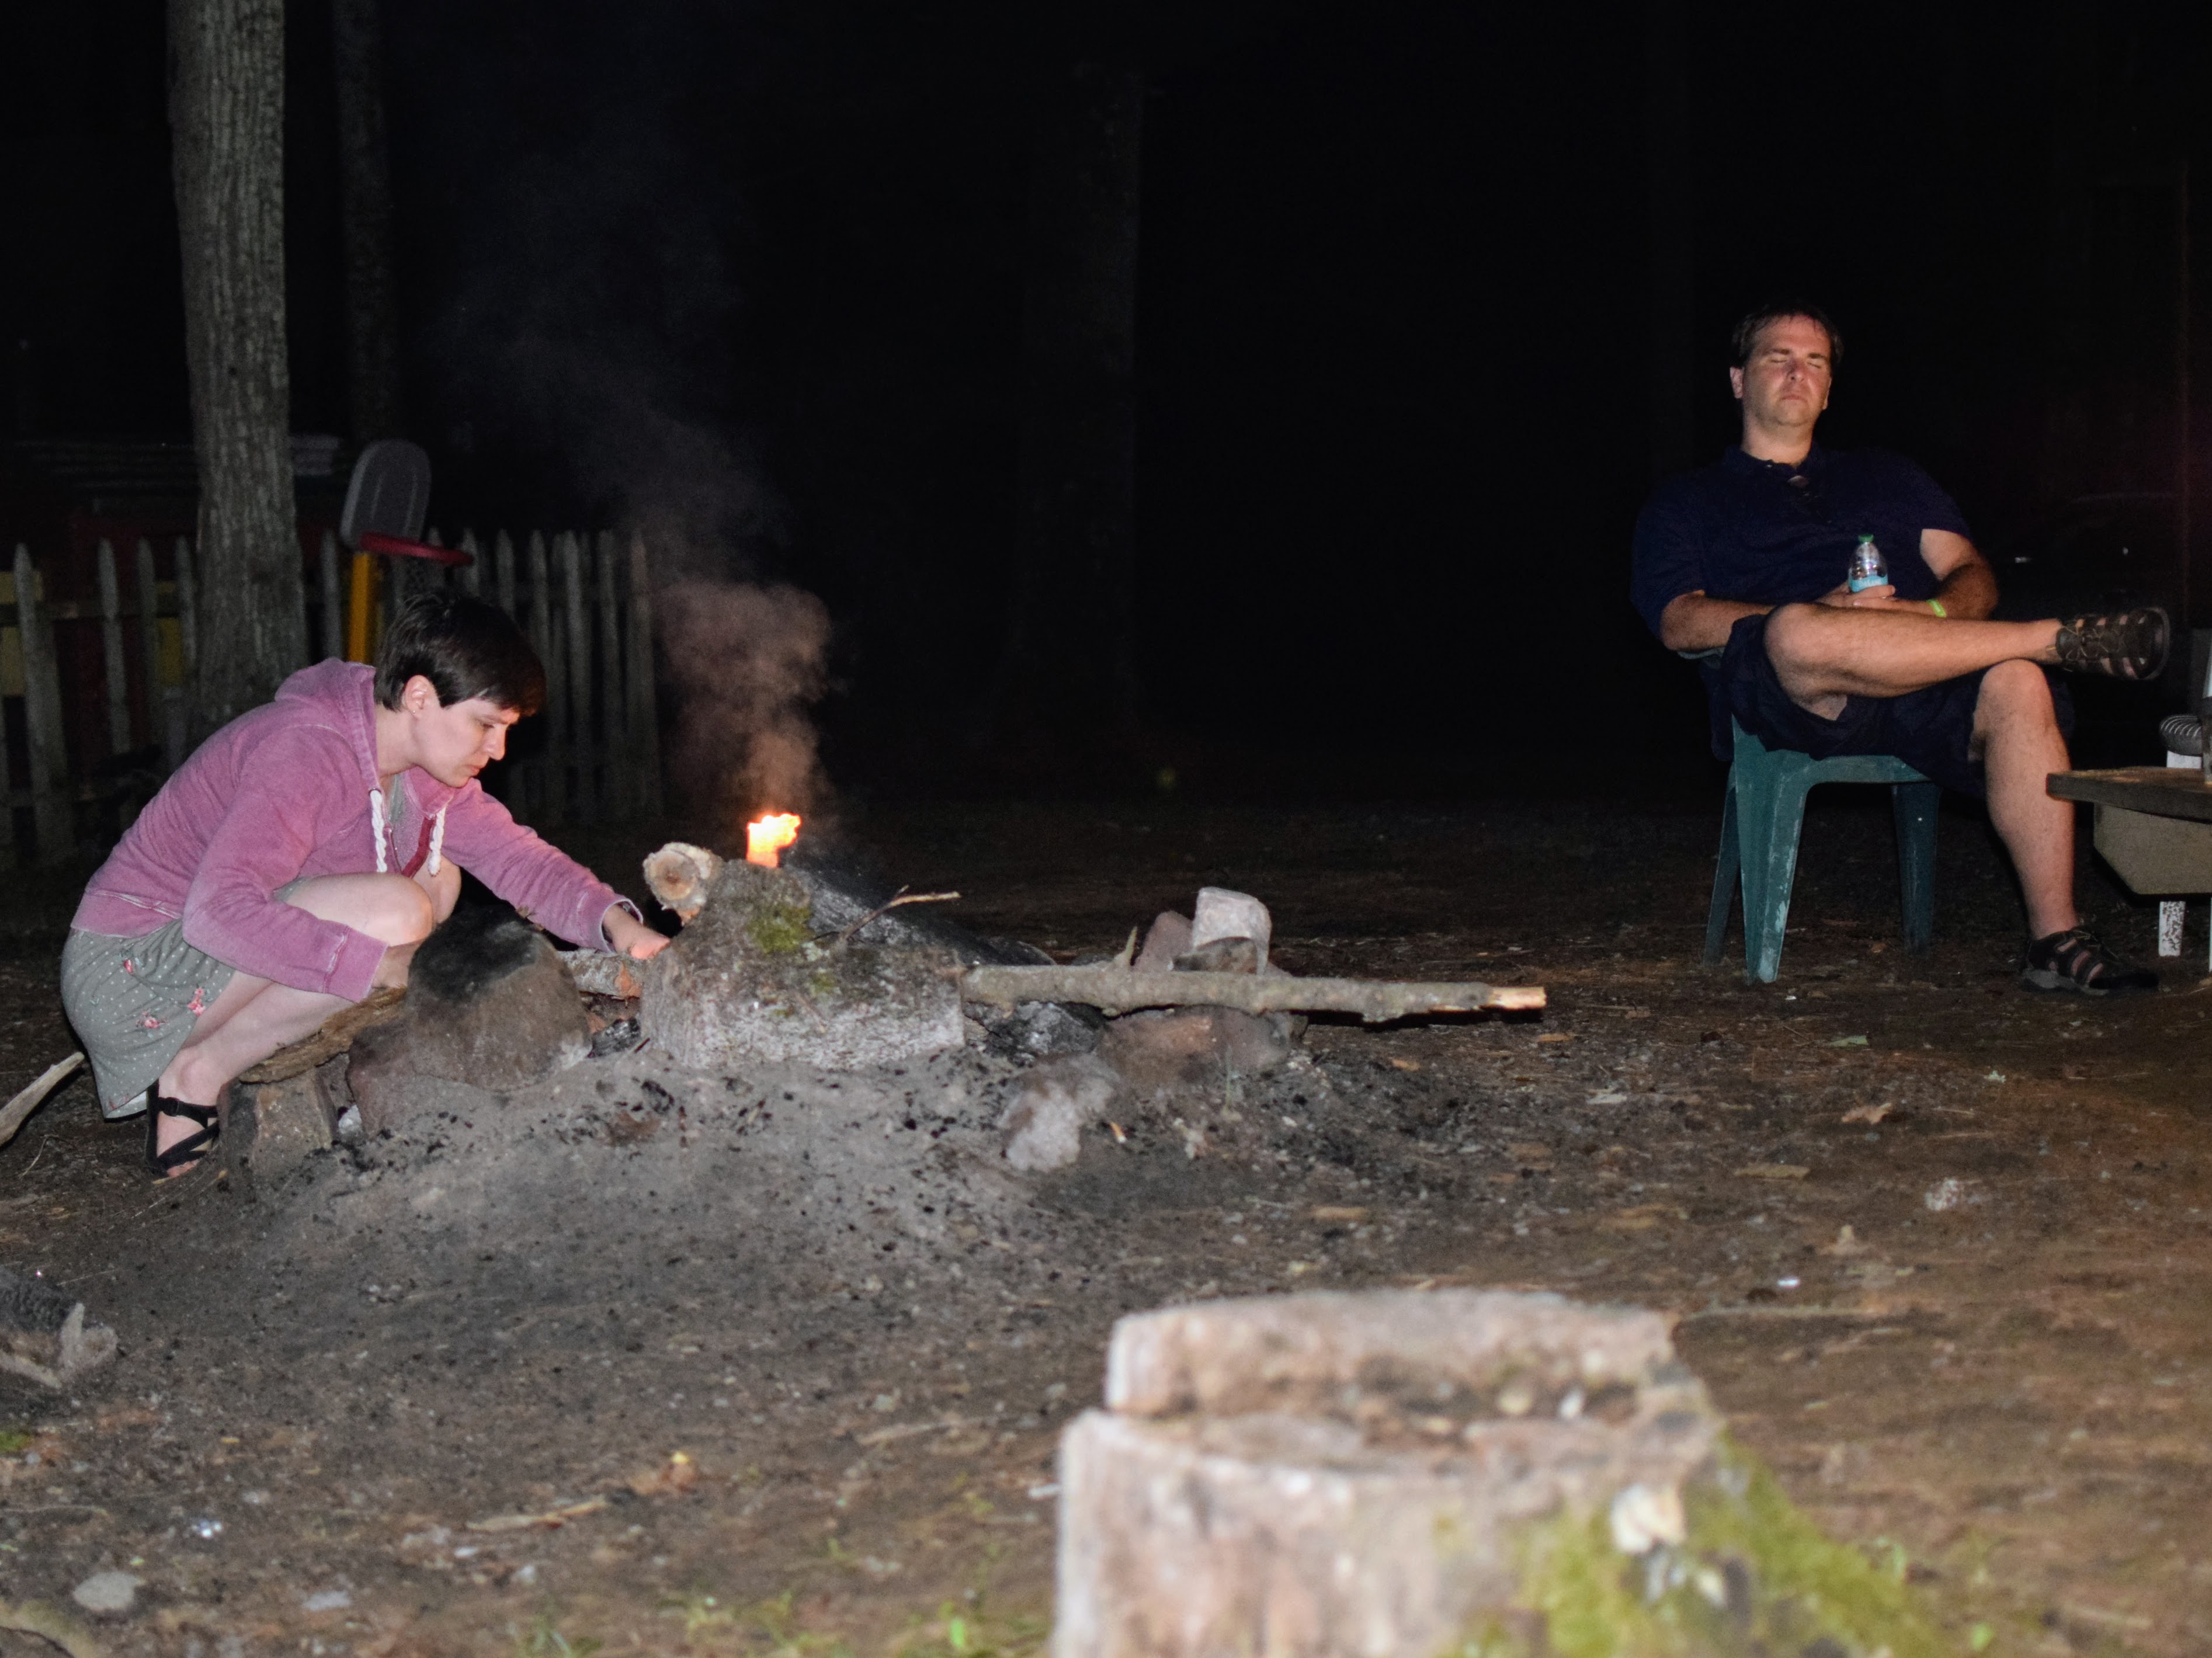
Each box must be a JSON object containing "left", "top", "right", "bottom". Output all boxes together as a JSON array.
[
  {"left": 1730, "top": 301, "right": 1843, "bottom": 370},
  {"left": 374, "top": 592, "right": 546, "bottom": 715}
]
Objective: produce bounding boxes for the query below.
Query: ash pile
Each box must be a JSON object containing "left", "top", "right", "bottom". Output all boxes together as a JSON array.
[
  {"left": 626, "top": 840, "right": 1317, "bottom": 1176},
  {"left": 187, "top": 840, "right": 1322, "bottom": 1305},
  {"left": 212, "top": 828, "right": 1538, "bottom": 1212},
  {"left": 157, "top": 830, "right": 1536, "bottom": 1369}
]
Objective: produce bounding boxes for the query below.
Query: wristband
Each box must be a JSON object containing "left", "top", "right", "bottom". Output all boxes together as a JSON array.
[{"left": 1926, "top": 599, "right": 1947, "bottom": 618}]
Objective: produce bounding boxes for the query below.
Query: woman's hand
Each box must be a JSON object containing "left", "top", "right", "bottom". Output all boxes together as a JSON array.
[{"left": 604, "top": 905, "right": 672, "bottom": 961}]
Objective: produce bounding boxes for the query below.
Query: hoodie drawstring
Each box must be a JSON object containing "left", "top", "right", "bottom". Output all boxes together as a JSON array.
[
  {"left": 369, "top": 788, "right": 389, "bottom": 874},
  {"left": 369, "top": 790, "right": 448, "bottom": 878}
]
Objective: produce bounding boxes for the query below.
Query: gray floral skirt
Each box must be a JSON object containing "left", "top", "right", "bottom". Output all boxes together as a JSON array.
[{"left": 61, "top": 923, "right": 239, "bottom": 1117}]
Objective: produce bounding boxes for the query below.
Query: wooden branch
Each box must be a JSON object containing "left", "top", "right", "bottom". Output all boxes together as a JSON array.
[
  {"left": 0, "top": 1053, "right": 85, "bottom": 1152},
  {"left": 235, "top": 986, "right": 406, "bottom": 1085},
  {"left": 0, "top": 1593, "right": 106, "bottom": 1658},
  {"left": 562, "top": 951, "right": 648, "bottom": 999},
  {"left": 959, "top": 965, "right": 1544, "bottom": 1021}
]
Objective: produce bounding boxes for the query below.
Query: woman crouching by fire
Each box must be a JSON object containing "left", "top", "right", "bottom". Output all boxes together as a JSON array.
[{"left": 61, "top": 593, "right": 669, "bottom": 1178}]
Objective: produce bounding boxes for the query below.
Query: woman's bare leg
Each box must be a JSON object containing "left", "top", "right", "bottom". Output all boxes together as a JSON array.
[{"left": 154, "top": 874, "right": 435, "bottom": 1164}]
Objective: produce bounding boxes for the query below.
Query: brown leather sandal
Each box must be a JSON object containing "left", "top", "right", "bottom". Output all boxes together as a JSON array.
[{"left": 2053, "top": 607, "right": 2169, "bottom": 680}]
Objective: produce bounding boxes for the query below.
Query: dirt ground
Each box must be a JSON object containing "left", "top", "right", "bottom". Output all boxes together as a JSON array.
[{"left": 0, "top": 789, "right": 2208, "bottom": 1657}]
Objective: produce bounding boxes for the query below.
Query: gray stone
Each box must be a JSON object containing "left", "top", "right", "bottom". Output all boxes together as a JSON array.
[
  {"left": 1001, "top": 1055, "right": 1123, "bottom": 1172},
  {"left": 1096, "top": 1006, "right": 1293, "bottom": 1094},
  {"left": 1133, "top": 912, "right": 1192, "bottom": 974},
  {"left": 1172, "top": 936, "right": 1260, "bottom": 974},
  {"left": 224, "top": 1055, "right": 346, "bottom": 1191},
  {"left": 970, "top": 997, "right": 1103, "bottom": 1060},
  {"left": 345, "top": 908, "right": 591, "bottom": 1124},
  {"left": 72, "top": 1571, "right": 141, "bottom": 1614},
  {"left": 643, "top": 860, "right": 963, "bottom": 1071},
  {"left": 1190, "top": 888, "right": 1270, "bottom": 969}
]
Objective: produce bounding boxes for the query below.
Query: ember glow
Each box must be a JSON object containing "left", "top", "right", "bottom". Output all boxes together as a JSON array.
[{"left": 746, "top": 812, "right": 801, "bottom": 867}]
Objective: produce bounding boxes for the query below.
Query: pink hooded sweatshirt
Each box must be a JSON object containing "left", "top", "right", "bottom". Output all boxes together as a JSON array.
[{"left": 71, "top": 660, "right": 635, "bottom": 1002}]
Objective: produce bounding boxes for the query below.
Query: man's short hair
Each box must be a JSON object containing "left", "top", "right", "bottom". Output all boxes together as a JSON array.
[
  {"left": 1730, "top": 300, "right": 1843, "bottom": 369},
  {"left": 374, "top": 592, "right": 546, "bottom": 715}
]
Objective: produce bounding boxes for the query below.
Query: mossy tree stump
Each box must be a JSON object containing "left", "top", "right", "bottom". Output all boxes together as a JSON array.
[{"left": 1054, "top": 1291, "right": 1944, "bottom": 1658}]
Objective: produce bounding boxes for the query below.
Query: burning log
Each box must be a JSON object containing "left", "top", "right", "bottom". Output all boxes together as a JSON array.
[{"left": 960, "top": 963, "right": 1544, "bottom": 1021}]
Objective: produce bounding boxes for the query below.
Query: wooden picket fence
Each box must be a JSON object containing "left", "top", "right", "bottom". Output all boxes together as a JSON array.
[{"left": 0, "top": 528, "right": 662, "bottom": 868}]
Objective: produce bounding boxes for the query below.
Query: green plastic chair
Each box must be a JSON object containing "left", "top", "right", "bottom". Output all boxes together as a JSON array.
[{"left": 1703, "top": 720, "right": 1940, "bottom": 982}]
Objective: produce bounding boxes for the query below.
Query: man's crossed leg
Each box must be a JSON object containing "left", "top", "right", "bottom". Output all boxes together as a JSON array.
[{"left": 1761, "top": 602, "right": 2162, "bottom": 990}]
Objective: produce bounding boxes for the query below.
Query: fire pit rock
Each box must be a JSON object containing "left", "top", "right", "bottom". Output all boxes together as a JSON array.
[
  {"left": 346, "top": 906, "right": 592, "bottom": 1132},
  {"left": 642, "top": 858, "right": 964, "bottom": 1071},
  {"left": 998, "top": 1053, "right": 1124, "bottom": 1172}
]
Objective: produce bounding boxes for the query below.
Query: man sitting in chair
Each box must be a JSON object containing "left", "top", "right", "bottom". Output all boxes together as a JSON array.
[{"left": 1632, "top": 300, "right": 2166, "bottom": 995}]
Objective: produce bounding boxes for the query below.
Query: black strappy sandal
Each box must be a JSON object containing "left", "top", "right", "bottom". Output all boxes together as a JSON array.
[
  {"left": 2054, "top": 607, "right": 2169, "bottom": 681},
  {"left": 2021, "top": 928, "right": 2158, "bottom": 996},
  {"left": 145, "top": 1092, "right": 220, "bottom": 1179}
]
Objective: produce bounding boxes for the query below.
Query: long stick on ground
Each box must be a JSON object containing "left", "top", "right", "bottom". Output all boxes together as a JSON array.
[
  {"left": 959, "top": 967, "right": 1544, "bottom": 1021},
  {"left": 0, "top": 1054, "right": 86, "bottom": 1152}
]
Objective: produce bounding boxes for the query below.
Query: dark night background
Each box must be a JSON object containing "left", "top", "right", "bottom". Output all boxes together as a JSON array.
[{"left": 5, "top": 0, "right": 2210, "bottom": 798}]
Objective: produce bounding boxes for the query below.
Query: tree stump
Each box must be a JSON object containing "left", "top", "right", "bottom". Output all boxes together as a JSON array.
[
  {"left": 641, "top": 858, "right": 962, "bottom": 1071},
  {"left": 1054, "top": 1290, "right": 1940, "bottom": 1658}
]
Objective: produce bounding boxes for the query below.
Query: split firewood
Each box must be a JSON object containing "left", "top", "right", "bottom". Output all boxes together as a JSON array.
[
  {"left": 642, "top": 841, "right": 726, "bottom": 921},
  {"left": 959, "top": 965, "right": 1544, "bottom": 1021},
  {"left": 561, "top": 951, "right": 648, "bottom": 999}
]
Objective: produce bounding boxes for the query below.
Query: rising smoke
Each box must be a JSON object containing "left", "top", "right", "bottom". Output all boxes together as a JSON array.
[
  {"left": 401, "top": 2, "right": 837, "bottom": 833},
  {"left": 656, "top": 579, "right": 832, "bottom": 831}
]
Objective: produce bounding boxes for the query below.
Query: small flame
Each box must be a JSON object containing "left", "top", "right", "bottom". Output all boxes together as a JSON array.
[{"left": 746, "top": 812, "right": 801, "bottom": 868}]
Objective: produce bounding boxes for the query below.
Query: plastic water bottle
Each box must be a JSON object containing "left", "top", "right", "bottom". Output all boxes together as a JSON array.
[{"left": 1847, "top": 534, "right": 1888, "bottom": 593}]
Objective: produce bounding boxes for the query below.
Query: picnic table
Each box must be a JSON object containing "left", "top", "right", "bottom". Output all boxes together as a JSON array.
[{"left": 2048, "top": 765, "right": 2212, "bottom": 969}]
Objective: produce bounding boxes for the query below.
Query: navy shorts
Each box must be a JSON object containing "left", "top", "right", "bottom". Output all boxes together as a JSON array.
[{"left": 1710, "top": 611, "right": 2071, "bottom": 799}]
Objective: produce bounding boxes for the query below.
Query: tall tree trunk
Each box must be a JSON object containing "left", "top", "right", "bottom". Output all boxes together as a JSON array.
[
  {"left": 1642, "top": 0, "right": 1696, "bottom": 481},
  {"left": 169, "top": 0, "right": 305, "bottom": 731},
  {"left": 2039, "top": 0, "right": 2099, "bottom": 505},
  {"left": 994, "top": 56, "right": 1145, "bottom": 756},
  {"left": 330, "top": 0, "right": 403, "bottom": 443}
]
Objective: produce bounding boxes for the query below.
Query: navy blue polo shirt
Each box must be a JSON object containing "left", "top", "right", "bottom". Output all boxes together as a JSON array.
[{"left": 1630, "top": 442, "right": 1971, "bottom": 637}]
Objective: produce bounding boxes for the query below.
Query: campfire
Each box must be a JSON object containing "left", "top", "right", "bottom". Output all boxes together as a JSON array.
[{"left": 745, "top": 812, "right": 801, "bottom": 867}]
